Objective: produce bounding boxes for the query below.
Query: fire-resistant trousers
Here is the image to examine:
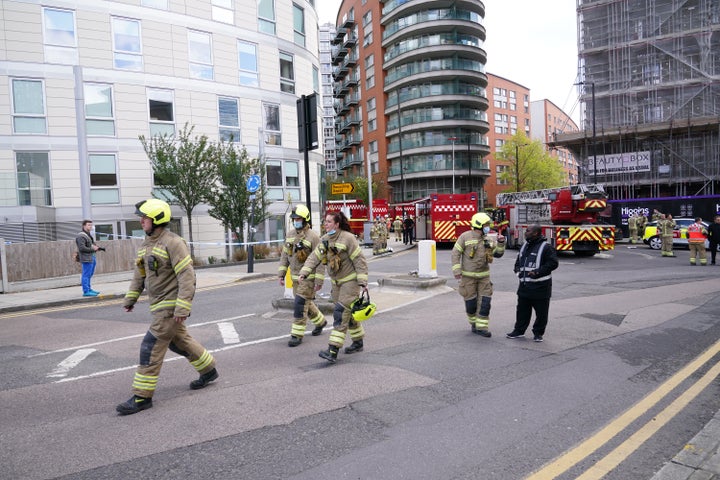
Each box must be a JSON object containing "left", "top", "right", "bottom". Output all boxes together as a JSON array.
[
  {"left": 132, "top": 312, "right": 216, "bottom": 398},
  {"left": 327, "top": 280, "right": 364, "bottom": 348},
  {"left": 689, "top": 243, "right": 707, "bottom": 265},
  {"left": 290, "top": 279, "right": 324, "bottom": 338}
]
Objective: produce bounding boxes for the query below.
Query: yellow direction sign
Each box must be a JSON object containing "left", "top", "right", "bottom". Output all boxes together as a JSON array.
[{"left": 331, "top": 183, "right": 354, "bottom": 195}]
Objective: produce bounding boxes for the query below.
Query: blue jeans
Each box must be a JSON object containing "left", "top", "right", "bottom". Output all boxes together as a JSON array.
[{"left": 81, "top": 257, "right": 96, "bottom": 293}]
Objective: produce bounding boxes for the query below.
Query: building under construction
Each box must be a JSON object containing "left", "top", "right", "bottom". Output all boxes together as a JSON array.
[{"left": 552, "top": 0, "right": 720, "bottom": 200}]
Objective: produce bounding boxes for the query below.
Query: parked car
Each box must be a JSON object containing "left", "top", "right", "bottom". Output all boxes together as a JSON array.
[{"left": 642, "top": 217, "right": 714, "bottom": 250}]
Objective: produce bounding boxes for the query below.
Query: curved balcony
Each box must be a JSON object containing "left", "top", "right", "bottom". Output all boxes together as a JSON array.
[
  {"left": 387, "top": 154, "right": 490, "bottom": 182},
  {"left": 385, "top": 81, "right": 488, "bottom": 113},
  {"left": 384, "top": 33, "right": 485, "bottom": 68},
  {"left": 386, "top": 107, "right": 489, "bottom": 134},
  {"left": 382, "top": 8, "right": 484, "bottom": 43},
  {"left": 383, "top": 0, "right": 485, "bottom": 24},
  {"left": 384, "top": 58, "right": 487, "bottom": 90}
]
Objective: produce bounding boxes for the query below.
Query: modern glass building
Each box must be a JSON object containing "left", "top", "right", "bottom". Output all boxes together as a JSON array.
[{"left": 331, "top": 0, "right": 491, "bottom": 204}]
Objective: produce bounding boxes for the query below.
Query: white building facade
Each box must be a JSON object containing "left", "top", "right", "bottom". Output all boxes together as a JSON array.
[{"left": 0, "top": 0, "right": 324, "bottom": 259}]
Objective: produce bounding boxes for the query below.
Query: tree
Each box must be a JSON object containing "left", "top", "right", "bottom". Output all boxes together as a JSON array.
[
  {"left": 498, "top": 133, "right": 567, "bottom": 192},
  {"left": 139, "top": 123, "right": 219, "bottom": 258},
  {"left": 206, "top": 142, "right": 270, "bottom": 259}
]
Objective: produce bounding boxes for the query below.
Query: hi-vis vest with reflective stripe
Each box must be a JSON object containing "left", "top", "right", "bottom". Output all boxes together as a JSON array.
[
  {"left": 518, "top": 241, "right": 552, "bottom": 283},
  {"left": 687, "top": 223, "right": 707, "bottom": 243}
]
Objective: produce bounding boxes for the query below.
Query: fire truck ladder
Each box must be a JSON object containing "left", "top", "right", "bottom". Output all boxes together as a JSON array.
[{"left": 496, "top": 184, "right": 606, "bottom": 206}]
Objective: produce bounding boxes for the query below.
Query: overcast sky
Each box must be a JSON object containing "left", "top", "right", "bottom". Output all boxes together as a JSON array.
[{"left": 315, "top": 0, "right": 582, "bottom": 123}]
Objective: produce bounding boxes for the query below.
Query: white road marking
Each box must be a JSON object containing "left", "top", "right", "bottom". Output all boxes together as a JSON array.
[
  {"left": 47, "top": 349, "right": 96, "bottom": 378},
  {"left": 218, "top": 322, "right": 240, "bottom": 344},
  {"left": 30, "top": 313, "right": 254, "bottom": 357}
]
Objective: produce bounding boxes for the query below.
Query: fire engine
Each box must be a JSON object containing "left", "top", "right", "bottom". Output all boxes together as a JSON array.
[
  {"left": 324, "top": 199, "right": 388, "bottom": 237},
  {"left": 494, "top": 184, "right": 615, "bottom": 256},
  {"left": 391, "top": 192, "right": 479, "bottom": 243}
]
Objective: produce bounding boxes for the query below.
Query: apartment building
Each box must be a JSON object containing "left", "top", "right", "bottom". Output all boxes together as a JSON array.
[
  {"left": 319, "top": 23, "right": 337, "bottom": 179},
  {"left": 0, "top": 0, "right": 324, "bottom": 256},
  {"left": 530, "top": 99, "right": 579, "bottom": 185},
  {"left": 331, "top": 0, "right": 491, "bottom": 204}
]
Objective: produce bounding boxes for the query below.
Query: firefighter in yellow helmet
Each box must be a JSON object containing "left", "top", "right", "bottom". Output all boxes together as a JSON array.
[
  {"left": 278, "top": 204, "right": 327, "bottom": 346},
  {"left": 299, "top": 211, "right": 369, "bottom": 363},
  {"left": 451, "top": 212, "right": 506, "bottom": 337},
  {"left": 116, "top": 199, "right": 218, "bottom": 415},
  {"left": 393, "top": 216, "right": 403, "bottom": 242}
]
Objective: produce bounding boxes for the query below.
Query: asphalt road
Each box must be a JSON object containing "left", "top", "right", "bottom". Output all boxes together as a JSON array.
[{"left": 1, "top": 244, "right": 719, "bottom": 479}]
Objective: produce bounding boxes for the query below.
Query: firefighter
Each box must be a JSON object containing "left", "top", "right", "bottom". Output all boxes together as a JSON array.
[
  {"left": 451, "top": 212, "right": 506, "bottom": 337},
  {"left": 299, "top": 211, "right": 369, "bottom": 363},
  {"left": 116, "top": 199, "right": 218, "bottom": 415},
  {"left": 393, "top": 216, "right": 403, "bottom": 242},
  {"left": 278, "top": 204, "right": 327, "bottom": 347},
  {"left": 371, "top": 217, "right": 382, "bottom": 254},
  {"left": 659, "top": 213, "right": 676, "bottom": 257},
  {"left": 628, "top": 213, "right": 638, "bottom": 244},
  {"left": 637, "top": 213, "right": 647, "bottom": 238},
  {"left": 687, "top": 217, "right": 708, "bottom": 265}
]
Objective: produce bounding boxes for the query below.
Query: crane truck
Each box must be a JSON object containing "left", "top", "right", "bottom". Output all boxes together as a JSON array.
[{"left": 493, "top": 184, "right": 615, "bottom": 256}]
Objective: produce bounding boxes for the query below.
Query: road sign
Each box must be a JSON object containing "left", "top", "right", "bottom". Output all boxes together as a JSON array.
[
  {"left": 247, "top": 175, "right": 261, "bottom": 193},
  {"left": 331, "top": 183, "right": 354, "bottom": 195}
]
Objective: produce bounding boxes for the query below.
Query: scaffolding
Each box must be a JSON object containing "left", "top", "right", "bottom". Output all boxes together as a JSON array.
[{"left": 553, "top": 0, "right": 720, "bottom": 199}]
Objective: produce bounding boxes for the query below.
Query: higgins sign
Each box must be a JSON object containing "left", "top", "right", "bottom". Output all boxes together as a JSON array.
[{"left": 588, "top": 151, "right": 651, "bottom": 175}]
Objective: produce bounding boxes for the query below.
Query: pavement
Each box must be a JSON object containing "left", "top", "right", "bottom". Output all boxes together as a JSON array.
[{"left": 0, "top": 240, "right": 718, "bottom": 479}]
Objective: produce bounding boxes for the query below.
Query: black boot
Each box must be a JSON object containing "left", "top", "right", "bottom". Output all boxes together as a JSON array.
[
  {"left": 288, "top": 335, "right": 302, "bottom": 347},
  {"left": 319, "top": 346, "right": 339, "bottom": 363},
  {"left": 311, "top": 319, "right": 328, "bottom": 336},
  {"left": 190, "top": 368, "right": 218, "bottom": 390},
  {"left": 116, "top": 395, "right": 153, "bottom": 415},
  {"left": 345, "top": 339, "right": 364, "bottom": 354}
]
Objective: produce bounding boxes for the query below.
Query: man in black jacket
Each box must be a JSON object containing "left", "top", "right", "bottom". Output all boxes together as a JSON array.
[
  {"left": 506, "top": 224, "right": 559, "bottom": 342},
  {"left": 708, "top": 215, "right": 720, "bottom": 265}
]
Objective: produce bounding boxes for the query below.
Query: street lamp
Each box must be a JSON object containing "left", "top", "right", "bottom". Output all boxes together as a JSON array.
[
  {"left": 396, "top": 95, "right": 405, "bottom": 202},
  {"left": 449, "top": 136, "right": 458, "bottom": 193}
]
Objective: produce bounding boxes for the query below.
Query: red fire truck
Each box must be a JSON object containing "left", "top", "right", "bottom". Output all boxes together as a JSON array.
[
  {"left": 391, "top": 192, "right": 479, "bottom": 244},
  {"left": 493, "top": 184, "right": 615, "bottom": 256},
  {"left": 324, "top": 199, "right": 389, "bottom": 237}
]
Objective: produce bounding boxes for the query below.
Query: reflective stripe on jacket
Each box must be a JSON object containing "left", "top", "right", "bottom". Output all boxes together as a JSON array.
[{"left": 687, "top": 223, "right": 708, "bottom": 243}]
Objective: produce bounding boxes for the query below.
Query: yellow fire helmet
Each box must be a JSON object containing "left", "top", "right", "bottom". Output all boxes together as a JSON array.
[
  {"left": 471, "top": 212, "right": 492, "bottom": 230},
  {"left": 135, "top": 199, "right": 171, "bottom": 226},
  {"left": 291, "top": 204, "right": 311, "bottom": 222},
  {"left": 350, "top": 290, "right": 377, "bottom": 322}
]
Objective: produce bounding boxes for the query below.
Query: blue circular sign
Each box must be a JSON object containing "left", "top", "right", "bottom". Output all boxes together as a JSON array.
[{"left": 247, "top": 175, "right": 261, "bottom": 193}]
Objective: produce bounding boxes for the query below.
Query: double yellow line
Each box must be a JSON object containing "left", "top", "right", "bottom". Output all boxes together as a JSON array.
[{"left": 527, "top": 338, "right": 720, "bottom": 479}]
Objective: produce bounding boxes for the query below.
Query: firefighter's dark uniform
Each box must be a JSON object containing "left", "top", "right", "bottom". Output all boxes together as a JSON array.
[
  {"left": 123, "top": 227, "right": 216, "bottom": 399},
  {"left": 300, "top": 229, "right": 368, "bottom": 352},
  {"left": 451, "top": 229, "right": 505, "bottom": 335},
  {"left": 278, "top": 224, "right": 326, "bottom": 341}
]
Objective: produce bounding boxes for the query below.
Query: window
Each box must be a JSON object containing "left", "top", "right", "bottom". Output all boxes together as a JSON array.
[
  {"left": 147, "top": 88, "right": 175, "bottom": 136},
  {"left": 362, "top": 10, "right": 372, "bottom": 26},
  {"left": 43, "top": 7, "right": 77, "bottom": 63},
  {"left": 365, "top": 53, "right": 374, "bottom": 69},
  {"left": 212, "top": 0, "right": 234, "bottom": 24},
  {"left": 313, "top": 66, "right": 319, "bottom": 93},
  {"left": 84, "top": 83, "right": 115, "bottom": 136},
  {"left": 188, "top": 30, "right": 214, "bottom": 80},
  {"left": 89, "top": 154, "right": 119, "bottom": 204},
  {"left": 258, "top": 0, "right": 275, "bottom": 35},
  {"left": 363, "top": 31, "right": 373, "bottom": 47},
  {"left": 238, "top": 41, "right": 258, "bottom": 86},
  {"left": 366, "top": 68, "right": 375, "bottom": 89},
  {"left": 367, "top": 97, "right": 376, "bottom": 111},
  {"left": 368, "top": 117, "right": 376, "bottom": 132},
  {"left": 369, "top": 140, "right": 378, "bottom": 153},
  {"left": 266, "top": 160, "right": 299, "bottom": 201},
  {"left": 293, "top": 4, "right": 305, "bottom": 46},
  {"left": 142, "top": 0, "right": 168, "bottom": 8},
  {"left": 496, "top": 165, "right": 509, "bottom": 185},
  {"left": 263, "top": 103, "right": 281, "bottom": 145},
  {"left": 43, "top": 8, "right": 76, "bottom": 46},
  {"left": 218, "top": 97, "right": 240, "bottom": 142},
  {"left": 279, "top": 52, "right": 295, "bottom": 93},
  {"left": 16, "top": 152, "right": 51, "bottom": 206},
  {"left": 12, "top": 79, "right": 46, "bottom": 134},
  {"left": 112, "top": 17, "right": 143, "bottom": 71}
]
